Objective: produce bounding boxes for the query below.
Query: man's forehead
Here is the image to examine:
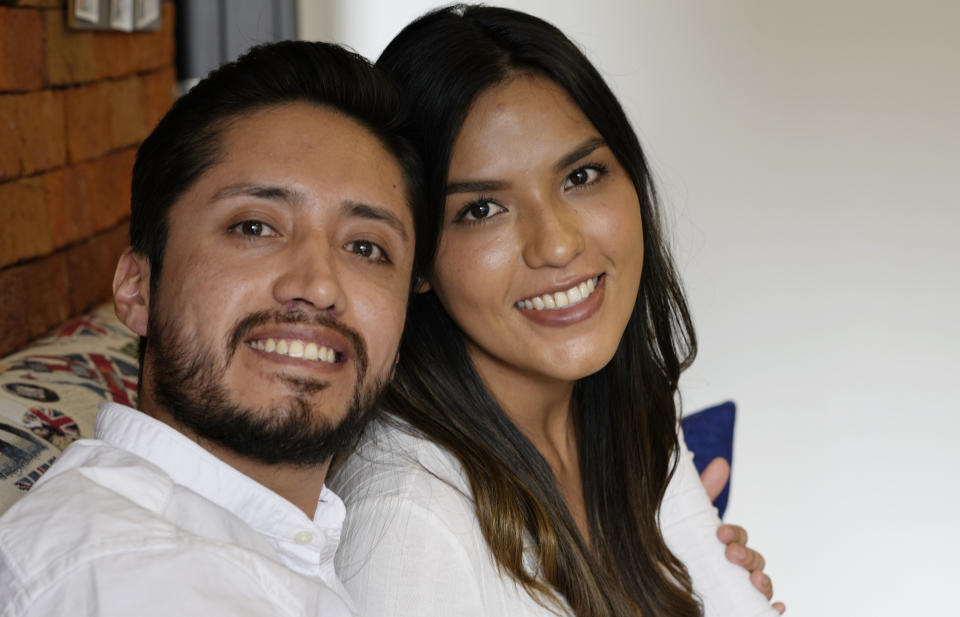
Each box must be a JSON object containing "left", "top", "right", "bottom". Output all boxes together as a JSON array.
[{"left": 182, "top": 103, "right": 413, "bottom": 229}]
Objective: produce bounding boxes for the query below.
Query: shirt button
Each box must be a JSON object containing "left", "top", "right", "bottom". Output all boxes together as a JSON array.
[{"left": 294, "top": 531, "right": 313, "bottom": 545}]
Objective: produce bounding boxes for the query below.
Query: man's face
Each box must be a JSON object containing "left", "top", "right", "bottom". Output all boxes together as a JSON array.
[{"left": 140, "top": 103, "right": 414, "bottom": 465}]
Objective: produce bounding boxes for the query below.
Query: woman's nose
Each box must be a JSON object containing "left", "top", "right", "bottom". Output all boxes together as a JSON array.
[{"left": 521, "top": 196, "right": 585, "bottom": 268}]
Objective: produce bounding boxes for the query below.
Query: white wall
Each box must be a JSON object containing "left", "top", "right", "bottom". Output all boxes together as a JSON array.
[{"left": 302, "top": 1, "right": 960, "bottom": 614}]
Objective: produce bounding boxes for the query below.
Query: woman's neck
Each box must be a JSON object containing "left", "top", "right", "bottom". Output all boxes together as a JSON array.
[
  {"left": 468, "top": 345, "right": 591, "bottom": 540},
  {"left": 468, "top": 346, "right": 576, "bottom": 453}
]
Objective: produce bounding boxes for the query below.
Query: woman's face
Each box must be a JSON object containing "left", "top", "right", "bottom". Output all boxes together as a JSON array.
[{"left": 429, "top": 73, "right": 644, "bottom": 390}]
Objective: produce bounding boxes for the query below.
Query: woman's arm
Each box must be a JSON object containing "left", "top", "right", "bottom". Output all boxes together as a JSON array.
[{"left": 660, "top": 428, "right": 783, "bottom": 617}]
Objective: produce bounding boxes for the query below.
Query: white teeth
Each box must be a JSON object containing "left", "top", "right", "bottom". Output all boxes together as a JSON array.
[
  {"left": 248, "top": 338, "right": 337, "bottom": 363},
  {"left": 515, "top": 276, "right": 601, "bottom": 311}
]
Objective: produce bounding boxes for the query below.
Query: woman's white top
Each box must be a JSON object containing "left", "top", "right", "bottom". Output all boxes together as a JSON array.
[{"left": 331, "top": 417, "right": 779, "bottom": 617}]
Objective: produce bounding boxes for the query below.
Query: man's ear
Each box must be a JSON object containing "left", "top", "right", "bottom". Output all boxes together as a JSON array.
[{"left": 113, "top": 247, "right": 151, "bottom": 337}]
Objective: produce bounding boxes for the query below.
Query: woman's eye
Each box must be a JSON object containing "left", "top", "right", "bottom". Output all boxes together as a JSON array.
[
  {"left": 455, "top": 199, "right": 506, "bottom": 223},
  {"left": 346, "top": 239, "right": 388, "bottom": 262},
  {"left": 563, "top": 165, "right": 605, "bottom": 190},
  {"left": 230, "top": 220, "right": 277, "bottom": 237}
]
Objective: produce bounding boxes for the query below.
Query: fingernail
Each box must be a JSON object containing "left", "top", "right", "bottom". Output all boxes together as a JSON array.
[
  {"left": 733, "top": 546, "right": 747, "bottom": 559},
  {"left": 762, "top": 574, "right": 770, "bottom": 586}
]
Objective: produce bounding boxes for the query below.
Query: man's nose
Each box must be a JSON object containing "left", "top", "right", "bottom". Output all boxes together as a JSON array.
[
  {"left": 271, "top": 237, "right": 344, "bottom": 314},
  {"left": 521, "top": 195, "right": 585, "bottom": 269}
]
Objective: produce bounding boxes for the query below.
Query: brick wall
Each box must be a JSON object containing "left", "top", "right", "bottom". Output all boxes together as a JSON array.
[{"left": 0, "top": 0, "right": 175, "bottom": 357}]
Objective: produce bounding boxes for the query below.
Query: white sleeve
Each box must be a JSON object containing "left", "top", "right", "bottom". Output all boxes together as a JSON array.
[
  {"left": 338, "top": 495, "right": 490, "bottom": 617},
  {"left": 660, "top": 428, "right": 780, "bottom": 617}
]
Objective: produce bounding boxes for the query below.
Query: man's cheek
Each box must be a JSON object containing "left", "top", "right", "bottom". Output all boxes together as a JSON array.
[{"left": 363, "top": 305, "right": 406, "bottom": 370}]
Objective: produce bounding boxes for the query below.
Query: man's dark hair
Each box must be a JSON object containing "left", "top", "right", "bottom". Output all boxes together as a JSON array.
[{"left": 129, "top": 40, "right": 428, "bottom": 369}]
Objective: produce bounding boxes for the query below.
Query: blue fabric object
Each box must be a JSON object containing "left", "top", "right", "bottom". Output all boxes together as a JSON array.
[{"left": 680, "top": 401, "right": 736, "bottom": 518}]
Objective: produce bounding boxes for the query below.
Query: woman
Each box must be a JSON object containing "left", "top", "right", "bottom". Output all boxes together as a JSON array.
[{"left": 331, "top": 5, "right": 781, "bottom": 616}]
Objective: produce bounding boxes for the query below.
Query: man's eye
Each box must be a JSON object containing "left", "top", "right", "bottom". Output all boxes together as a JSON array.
[
  {"left": 563, "top": 164, "right": 607, "bottom": 190},
  {"left": 346, "top": 239, "right": 388, "bottom": 262},
  {"left": 231, "top": 220, "right": 277, "bottom": 237}
]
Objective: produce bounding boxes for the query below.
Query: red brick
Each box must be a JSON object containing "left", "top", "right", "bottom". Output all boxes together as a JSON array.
[
  {"left": 58, "top": 159, "right": 100, "bottom": 243},
  {"left": 0, "top": 175, "right": 54, "bottom": 267},
  {"left": 42, "top": 166, "right": 73, "bottom": 248},
  {"left": 141, "top": 67, "right": 174, "bottom": 132},
  {"left": 0, "top": 95, "right": 21, "bottom": 179},
  {"left": 66, "top": 223, "right": 127, "bottom": 314},
  {"left": 107, "top": 76, "right": 147, "bottom": 149},
  {"left": 63, "top": 81, "right": 111, "bottom": 162},
  {"left": 133, "top": 2, "right": 175, "bottom": 72},
  {"left": 0, "top": 90, "right": 67, "bottom": 180},
  {"left": 0, "top": 8, "right": 43, "bottom": 91},
  {"left": 0, "top": 263, "right": 31, "bottom": 355},
  {"left": 44, "top": 8, "right": 96, "bottom": 86},
  {"left": 93, "top": 31, "right": 136, "bottom": 80},
  {"left": 101, "top": 147, "right": 134, "bottom": 226},
  {"left": 0, "top": 251, "right": 71, "bottom": 357},
  {"left": 22, "top": 250, "right": 70, "bottom": 339}
]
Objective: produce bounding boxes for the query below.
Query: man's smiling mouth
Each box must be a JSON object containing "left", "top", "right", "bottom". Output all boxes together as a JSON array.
[{"left": 246, "top": 338, "right": 340, "bottom": 363}]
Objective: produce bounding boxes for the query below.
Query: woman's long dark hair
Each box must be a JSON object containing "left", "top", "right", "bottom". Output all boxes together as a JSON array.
[{"left": 378, "top": 5, "right": 699, "bottom": 616}]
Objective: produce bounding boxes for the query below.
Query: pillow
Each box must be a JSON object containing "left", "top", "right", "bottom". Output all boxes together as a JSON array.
[
  {"left": 0, "top": 304, "right": 138, "bottom": 514},
  {"left": 681, "top": 401, "right": 736, "bottom": 518}
]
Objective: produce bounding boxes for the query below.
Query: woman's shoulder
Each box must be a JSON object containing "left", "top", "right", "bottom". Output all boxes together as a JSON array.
[{"left": 328, "top": 415, "right": 472, "bottom": 507}]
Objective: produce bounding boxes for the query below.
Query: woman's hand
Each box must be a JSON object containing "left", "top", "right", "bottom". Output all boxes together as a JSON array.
[{"left": 700, "top": 458, "right": 786, "bottom": 614}]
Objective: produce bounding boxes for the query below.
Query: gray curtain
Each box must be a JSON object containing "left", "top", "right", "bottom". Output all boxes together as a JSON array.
[{"left": 176, "top": 0, "right": 298, "bottom": 87}]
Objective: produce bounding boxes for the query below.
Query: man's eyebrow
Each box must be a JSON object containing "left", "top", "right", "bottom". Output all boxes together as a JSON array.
[
  {"left": 553, "top": 137, "right": 607, "bottom": 173},
  {"left": 342, "top": 201, "right": 409, "bottom": 241},
  {"left": 446, "top": 179, "right": 510, "bottom": 195},
  {"left": 210, "top": 182, "right": 305, "bottom": 205}
]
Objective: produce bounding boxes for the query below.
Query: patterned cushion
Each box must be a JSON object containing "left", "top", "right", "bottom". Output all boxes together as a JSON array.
[
  {"left": 681, "top": 401, "right": 736, "bottom": 518},
  {"left": 0, "top": 304, "right": 138, "bottom": 514}
]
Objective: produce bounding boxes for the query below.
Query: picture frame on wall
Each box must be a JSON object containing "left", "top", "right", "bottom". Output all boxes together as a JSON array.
[
  {"left": 110, "top": 0, "right": 135, "bottom": 32},
  {"left": 73, "top": 0, "right": 100, "bottom": 23},
  {"left": 135, "top": 0, "right": 161, "bottom": 30},
  {"left": 67, "top": 0, "right": 162, "bottom": 31}
]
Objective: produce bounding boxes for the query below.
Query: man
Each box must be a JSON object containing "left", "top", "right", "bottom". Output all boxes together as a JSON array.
[{"left": 0, "top": 41, "right": 425, "bottom": 617}]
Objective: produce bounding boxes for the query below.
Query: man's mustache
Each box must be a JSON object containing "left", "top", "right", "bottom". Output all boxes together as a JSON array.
[{"left": 226, "top": 310, "right": 369, "bottom": 383}]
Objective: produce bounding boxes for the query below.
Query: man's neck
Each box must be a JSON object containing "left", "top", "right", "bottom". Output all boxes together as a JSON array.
[
  {"left": 140, "top": 404, "right": 329, "bottom": 519},
  {"left": 204, "top": 444, "right": 330, "bottom": 519}
]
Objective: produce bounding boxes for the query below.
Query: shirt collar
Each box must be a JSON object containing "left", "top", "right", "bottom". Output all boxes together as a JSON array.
[{"left": 94, "top": 402, "right": 346, "bottom": 584}]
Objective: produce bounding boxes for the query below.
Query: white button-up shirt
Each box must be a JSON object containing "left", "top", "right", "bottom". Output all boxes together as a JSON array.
[{"left": 0, "top": 403, "right": 355, "bottom": 617}]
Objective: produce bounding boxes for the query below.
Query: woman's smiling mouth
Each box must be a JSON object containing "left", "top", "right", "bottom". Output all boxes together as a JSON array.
[{"left": 515, "top": 275, "right": 602, "bottom": 311}]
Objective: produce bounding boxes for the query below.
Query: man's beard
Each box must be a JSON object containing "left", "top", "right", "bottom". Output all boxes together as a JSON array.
[{"left": 147, "top": 309, "right": 385, "bottom": 467}]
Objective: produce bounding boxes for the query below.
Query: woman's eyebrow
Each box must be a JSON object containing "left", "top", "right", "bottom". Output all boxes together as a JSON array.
[
  {"left": 553, "top": 137, "right": 606, "bottom": 173},
  {"left": 445, "top": 179, "right": 509, "bottom": 195}
]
